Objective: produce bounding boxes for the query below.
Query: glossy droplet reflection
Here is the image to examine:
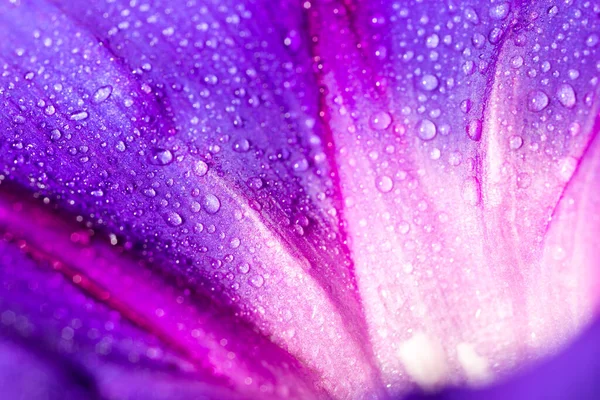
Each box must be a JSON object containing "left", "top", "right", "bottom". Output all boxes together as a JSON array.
[
  {"left": 202, "top": 194, "right": 221, "bottom": 214},
  {"left": 417, "top": 119, "right": 437, "bottom": 141},
  {"left": 527, "top": 90, "right": 550, "bottom": 112},
  {"left": 370, "top": 111, "right": 392, "bottom": 130}
]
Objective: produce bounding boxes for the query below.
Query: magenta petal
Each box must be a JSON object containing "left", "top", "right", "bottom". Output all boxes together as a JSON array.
[{"left": 308, "top": 0, "right": 600, "bottom": 396}]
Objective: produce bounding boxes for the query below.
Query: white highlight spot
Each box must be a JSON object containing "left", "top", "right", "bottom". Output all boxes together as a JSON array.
[
  {"left": 398, "top": 333, "right": 448, "bottom": 390},
  {"left": 456, "top": 343, "right": 492, "bottom": 384}
]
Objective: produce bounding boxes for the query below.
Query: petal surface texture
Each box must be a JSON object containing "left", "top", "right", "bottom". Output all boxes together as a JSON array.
[
  {"left": 308, "top": 0, "right": 600, "bottom": 396},
  {"left": 0, "top": 0, "right": 381, "bottom": 398}
]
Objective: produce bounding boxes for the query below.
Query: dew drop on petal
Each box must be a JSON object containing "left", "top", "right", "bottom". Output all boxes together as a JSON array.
[
  {"left": 586, "top": 33, "right": 599, "bottom": 47},
  {"left": 375, "top": 175, "right": 394, "bottom": 193},
  {"left": 489, "top": 3, "right": 510, "bottom": 20},
  {"left": 193, "top": 160, "right": 209, "bottom": 177},
  {"left": 202, "top": 194, "right": 221, "bottom": 214},
  {"left": 466, "top": 119, "right": 482, "bottom": 141},
  {"left": 527, "top": 90, "right": 549, "bottom": 112},
  {"left": 417, "top": 119, "right": 437, "bottom": 141},
  {"left": 152, "top": 149, "right": 174, "bottom": 166},
  {"left": 70, "top": 111, "right": 89, "bottom": 121},
  {"left": 418, "top": 74, "right": 439, "bottom": 91},
  {"left": 93, "top": 85, "right": 113, "bottom": 103},
  {"left": 509, "top": 135, "right": 523, "bottom": 150},
  {"left": 250, "top": 275, "right": 264, "bottom": 288},
  {"left": 556, "top": 83, "right": 576, "bottom": 108},
  {"left": 557, "top": 156, "right": 578, "bottom": 182},
  {"left": 370, "top": 111, "right": 392, "bottom": 130},
  {"left": 233, "top": 138, "right": 250, "bottom": 152},
  {"left": 164, "top": 211, "right": 183, "bottom": 227}
]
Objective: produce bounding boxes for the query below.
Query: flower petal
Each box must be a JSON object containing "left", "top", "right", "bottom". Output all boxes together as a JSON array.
[
  {"left": 308, "top": 0, "right": 600, "bottom": 395},
  {"left": 0, "top": 0, "right": 381, "bottom": 397}
]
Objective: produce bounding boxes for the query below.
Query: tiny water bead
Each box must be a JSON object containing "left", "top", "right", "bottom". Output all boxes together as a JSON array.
[
  {"left": 202, "top": 193, "right": 221, "bottom": 214},
  {"left": 151, "top": 149, "right": 174, "bottom": 166},
  {"left": 233, "top": 138, "right": 250, "bottom": 152},
  {"left": 375, "top": 175, "right": 394, "bottom": 193},
  {"left": 370, "top": 111, "right": 392, "bottom": 130},
  {"left": 92, "top": 85, "right": 113, "bottom": 103},
  {"left": 164, "top": 211, "right": 183, "bottom": 227},
  {"left": 70, "top": 111, "right": 89, "bottom": 121},
  {"left": 509, "top": 135, "right": 523, "bottom": 150},
  {"left": 527, "top": 90, "right": 549, "bottom": 112},
  {"left": 466, "top": 119, "right": 482, "bottom": 141},
  {"left": 416, "top": 119, "right": 437, "bottom": 141},
  {"left": 418, "top": 74, "right": 439, "bottom": 91},
  {"left": 489, "top": 2, "right": 510, "bottom": 20},
  {"left": 556, "top": 83, "right": 576, "bottom": 109},
  {"left": 193, "top": 160, "right": 209, "bottom": 177}
]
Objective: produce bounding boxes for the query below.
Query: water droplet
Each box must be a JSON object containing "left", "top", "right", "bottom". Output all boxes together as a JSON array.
[
  {"left": 466, "top": 119, "right": 482, "bottom": 141},
  {"left": 527, "top": 90, "right": 549, "bottom": 112},
  {"left": 547, "top": 5, "right": 558, "bottom": 16},
  {"left": 464, "top": 7, "right": 480, "bottom": 24},
  {"left": 93, "top": 86, "right": 113, "bottom": 103},
  {"left": 151, "top": 149, "right": 174, "bottom": 166},
  {"left": 370, "top": 111, "right": 392, "bottom": 130},
  {"left": 509, "top": 135, "right": 523, "bottom": 150},
  {"left": 557, "top": 157, "right": 577, "bottom": 182},
  {"left": 202, "top": 194, "right": 221, "bottom": 214},
  {"left": 510, "top": 56, "right": 524, "bottom": 68},
  {"left": 230, "top": 237, "right": 241, "bottom": 249},
  {"left": 193, "top": 160, "right": 209, "bottom": 176},
  {"left": 249, "top": 275, "right": 264, "bottom": 288},
  {"left": 233, "top": 138, "right": 250, "bottom": 152},
  {"left": 70, "top": 111, "right": 89, "bottom": 121},
  {"left": 238, "top": 262, "right": 251, "bottom": 274},
  {"left": 164, "top": 211, "right": 183, "bottom": 227},
  {"left": 418, "top": 74, "right": 439, "bottom": 91},
  {"left": 292, "top": 157, "right": 309, "bottom": 173},
  {"left": 50, "top": 129, "right": 62, "bottom": 141},
  {"left": 116, "top": 141, "right": 126, "bottom": 152},
  {"left": 586, "top": 33, "right": 599, "bottom": 47},
  {"left": 489, "top": 3, "right": 510, "bottom": 20},
  {"left": 417, "top": 119, "right": 437, "bottom": 141},
  {"left": 556, "top": 83, "right": 576, "bottom": 109},
  {"left": 375, "top": 175, "right": 394, "bottom": 193}
]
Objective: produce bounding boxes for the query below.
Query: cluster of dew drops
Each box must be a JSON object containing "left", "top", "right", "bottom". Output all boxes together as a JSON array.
[{"left": 357, "top": 1, "right": 598, "bottom": 199}]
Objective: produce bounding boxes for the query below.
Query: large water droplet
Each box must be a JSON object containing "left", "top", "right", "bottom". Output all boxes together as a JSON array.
[
  {"left": 70, "top": 111, "right": 89, "bottom": 121},
  {"left": 233, "top": 138, "right": 250, "bottom": 152},
  {"left": 193, "top": 160, "right": 209, "bottom": 176},
  {"left": 466, "top": 119, "right": 482, "bottom": 141},
  {"left": 489, "top": 3, "right": 510, "bottom": 20},
  {"left": 527, "top": 90, "right": 549, "bottom": 112},
  {"left": 203, "top": 194, "right": 221, "bottom": 214},
  {"left": 556, "top": 83, "right": 576, "bottom": 109},
  {"left": 370, "top": 111, "right": 392, "bottom": 130},
  {"left": 250, "top": 275, "right": 264, "bottom": 288},
  {"left": 416, "top": 119, "right": 437, "bottom": 141},
  {"left": 375, "top": 175, "right": 394, "bottom": 193},
  {"left": 151, "top": 149, "right": 174, "bottom": 166},
  {"left": 509, "top": 135, "right": 523, "bottom": 150},
  {"left": 418, "top": 74, "right": 439, "bottom": 91},
  {"left": 93, "top": 85, "right": 113, "bottom": 103},
  {"left": 164, "top": 211, "right": 183, "bottom": 227}
]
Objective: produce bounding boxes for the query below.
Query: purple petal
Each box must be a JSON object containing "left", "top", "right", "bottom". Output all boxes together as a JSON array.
[
  {"left": 308, "top": 0, "right": 600, "bottom": 396},
  {"left": 0, "top": 0, "right": 381, "bottom": 397}
]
